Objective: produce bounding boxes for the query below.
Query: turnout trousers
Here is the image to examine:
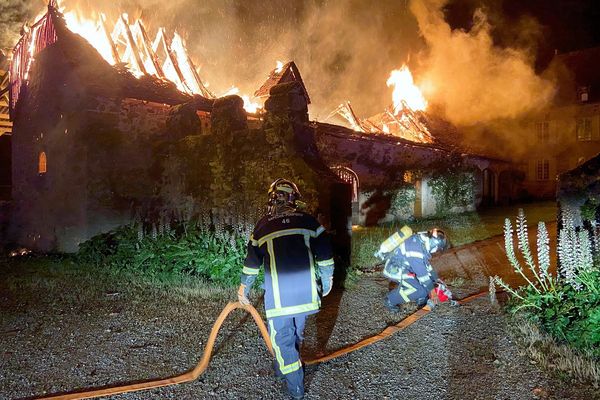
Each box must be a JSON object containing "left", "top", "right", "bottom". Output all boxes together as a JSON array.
[
  {"left": 268, "top": 315, "right": 307, "bottom": 397},
  {"left": 387, "top": 276, "right": 428, "bottom": 307}
]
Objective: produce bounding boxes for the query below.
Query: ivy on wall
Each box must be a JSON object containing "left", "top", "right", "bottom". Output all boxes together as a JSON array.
[
  {"left": 390, "top": 185, "right": 416, "bottom": 217},
  {"left": 580, "top": 197, "right": 599, "bottom": 223},
  {"left": 428, "top": 170, "right": 476, "bottom": 213},
  {"left": 78, "top": 90, "right": 331, "bottom": 230}
]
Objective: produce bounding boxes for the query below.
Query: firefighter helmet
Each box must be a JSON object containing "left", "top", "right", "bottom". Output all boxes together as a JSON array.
[
  {"left": 267, "top": 178, "right": 301, "bottom": 214},
  {"left": 426, "top": 228, "right": 448, "bottom": 253}
]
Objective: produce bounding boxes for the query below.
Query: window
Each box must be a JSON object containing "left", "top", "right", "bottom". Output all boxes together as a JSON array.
[
  {"left": 576, "top": 118, "right": 592, "bottom": 141},
  {"left": 535, "top": 121, "right": 550, "bottom": 142},
  {"left": 536, "top": 159, "right": 549, "bottom": 181},
  {"left": 578, "top": 86, "right": 589, "bottom": 102},
  {"left": 38, "top": 152, "right": 47, "bottom": 174}
]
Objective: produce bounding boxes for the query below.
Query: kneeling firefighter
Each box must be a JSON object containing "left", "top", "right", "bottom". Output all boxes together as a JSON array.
[
  {"left": 375, "top": 226, "right": 451, "bottom": 311},
  {"left": 237, "top": 179, "right": 334, "bottom": 400}
]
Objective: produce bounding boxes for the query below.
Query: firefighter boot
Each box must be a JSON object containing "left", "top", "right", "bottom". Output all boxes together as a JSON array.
[{"left": 384, "top": 297, "right": 400, "bottom": 312}]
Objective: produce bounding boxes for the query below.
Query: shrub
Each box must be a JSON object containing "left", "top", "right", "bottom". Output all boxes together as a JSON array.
[
  {"left": 493, "top": 209, "right": 600, "bottom": 360},
  {"left": 77, "top": 213, "right": 254, "bottom": 287},
  {"left": 429, "top": 171, "right": 476, "bottom": 214}
]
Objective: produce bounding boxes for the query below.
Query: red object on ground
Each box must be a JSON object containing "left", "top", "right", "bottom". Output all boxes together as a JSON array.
[{"left": 434, "top": 282, "right": 451, "bottom": 302}]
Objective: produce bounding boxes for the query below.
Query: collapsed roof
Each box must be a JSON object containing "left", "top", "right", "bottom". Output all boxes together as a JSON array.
[{"left": 9, "top": 2, "right": 216, "bottom": 117}]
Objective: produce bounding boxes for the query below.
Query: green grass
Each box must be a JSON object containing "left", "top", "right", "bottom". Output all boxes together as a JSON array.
[
  {"left": 351, "top": 201, "right": 557, "bottom": 270},
  {"left": 0, "top": 255, "right": 234, "bottom": 306}
]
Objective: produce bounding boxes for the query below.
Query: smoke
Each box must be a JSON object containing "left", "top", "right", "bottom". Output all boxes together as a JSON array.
[
  {"left": 0, "top": 0, "right": 38, "bottom": 49},
  {"left": 409, "top": 0, "right": 555, "bottom": 126}
]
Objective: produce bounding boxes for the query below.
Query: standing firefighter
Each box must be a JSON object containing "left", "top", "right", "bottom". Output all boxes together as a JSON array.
[
  {"left": 375, "top": 226, "right": 450, "bottom": 311},
  {"left": 237, "top": 178, "right": 334, "bottom": 400}
]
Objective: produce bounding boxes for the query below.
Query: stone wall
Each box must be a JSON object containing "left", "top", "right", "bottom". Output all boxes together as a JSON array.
[{"left": 10, "top": 67, "right": 346, "bottom": 252}]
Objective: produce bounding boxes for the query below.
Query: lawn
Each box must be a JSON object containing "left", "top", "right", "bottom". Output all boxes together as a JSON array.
[{"left": 351, "top": 201, "right": 557, "bottom": 270}]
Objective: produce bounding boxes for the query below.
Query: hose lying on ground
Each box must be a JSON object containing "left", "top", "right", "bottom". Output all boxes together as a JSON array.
[{"left": 33, "top": 291, "right": 489, "bottom": 400}]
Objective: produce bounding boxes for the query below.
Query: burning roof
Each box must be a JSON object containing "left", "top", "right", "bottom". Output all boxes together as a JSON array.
[
  {"left": 326, "top": 65, "right": 435, "bottom": 144},
  {"left": 254, "top": 61, "right": 310, "bottom": 105},
  {"left": 328, "top": 101, "right": 434, "bottom": 143},
  {"left": 9, "top": 1, "right": 218, "bottom": 117}
]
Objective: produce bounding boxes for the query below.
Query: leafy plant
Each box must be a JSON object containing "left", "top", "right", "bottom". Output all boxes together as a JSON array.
[
  {"left": 494, "top": 209, "right": 600, "bottom": 358},
  {"left": 389, "top": 185, "right": 416, "bottom": 217},
  {"left": 428, "top": 171, "right": 476, "bottom": 214},
  {"left": 77, "top": 212, "right": 257, "bottom": 287}
]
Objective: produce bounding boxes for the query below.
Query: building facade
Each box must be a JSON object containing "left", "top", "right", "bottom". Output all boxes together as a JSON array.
[{"left": 521, "top": 47, "right": 600, "bottom": 199}]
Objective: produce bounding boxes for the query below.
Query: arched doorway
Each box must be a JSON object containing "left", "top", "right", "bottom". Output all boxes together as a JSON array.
[{"left": 331, "top": 166, "right": 360, "bottom": 225}]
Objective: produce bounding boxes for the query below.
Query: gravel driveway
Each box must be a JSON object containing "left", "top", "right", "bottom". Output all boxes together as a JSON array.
[{"left": 1, "top": 255, "right": 598, "bottom": 400}]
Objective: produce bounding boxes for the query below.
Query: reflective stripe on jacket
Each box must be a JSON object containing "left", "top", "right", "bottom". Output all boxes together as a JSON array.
[
  {"left": 390, "top": 235, "right": 435, "bottom": 291},
  {"left": 243, "top": 211, "right": 333, "bottom": 319}
]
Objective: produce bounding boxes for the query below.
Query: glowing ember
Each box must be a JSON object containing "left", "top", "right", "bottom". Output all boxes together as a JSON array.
[{"left": 386, "top": 65, "right": 427, "bottom": 112}]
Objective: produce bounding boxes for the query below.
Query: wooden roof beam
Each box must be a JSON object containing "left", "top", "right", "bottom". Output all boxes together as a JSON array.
[
  {"left": 136, "top": 20, "right": 164, "bottom": 79},
  {"left": 120, "top": 14, "right": 147, "bottom": 75}
]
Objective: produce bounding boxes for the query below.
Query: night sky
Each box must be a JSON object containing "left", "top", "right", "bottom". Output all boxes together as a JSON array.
[{"left": 445, "top": 0, "right": 600, "bottom": 68}]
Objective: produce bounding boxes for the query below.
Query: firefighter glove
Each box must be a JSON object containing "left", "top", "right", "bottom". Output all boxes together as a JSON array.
[{"left": 320, "top": 265, "right": 334, "bottom": 297}]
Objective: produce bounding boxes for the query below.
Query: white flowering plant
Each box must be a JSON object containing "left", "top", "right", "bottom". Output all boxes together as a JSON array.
[{"left": 493, "top": 209, "right": 600, "bottom": 357}]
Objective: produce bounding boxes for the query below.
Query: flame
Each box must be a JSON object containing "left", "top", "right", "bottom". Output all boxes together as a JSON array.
[
  {"left": 63, "top": 12, "right": 116, "bottom": 64},
  {"left": 275, "top": 60, "right": 284, "bottom": 74},
  {"left": 24, "top": 23, "right": 41, "bottom": 80},
  {"left": 241, "top": 95, "right": 261, "bottom": 114},
  {"left": 330, "top": 65, "right": 433, "bottom": 143},
  {"left": 221, "top": 87, "right": 262, "bottom": 113},
  {"left": 386, "top": 65, "right": 427, "bottom": 112},
  {"left": 58, "top": 6, "right": 267, "bottom": 113},
  {"left": 58, "top": 5, "right": 217, "bottom": 99}
]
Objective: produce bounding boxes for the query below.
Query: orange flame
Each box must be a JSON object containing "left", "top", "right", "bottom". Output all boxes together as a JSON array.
[
  {"left": 386, "top": 65, "right": 427, "bottom": 112},
  {"left": 60, "top": 7, "right": 270, "bottom": 113},
  {"left": 221, "top": 87, "right": 262, "bottom": 114}
]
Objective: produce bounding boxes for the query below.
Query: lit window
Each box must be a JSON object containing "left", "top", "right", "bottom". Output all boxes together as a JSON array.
[
  {"left": 403, "top": 171, "right": 413, "bottom": 183},
  {"left": 576, "top": 118, "right": 592, "bottom": 141},
  {"left": 536, "top": 159, "right": 549, "bottom": 181},
  {"left": 38, "top": 152, "right": 47, "bottom": 174},
  {"left": 535, "top": 121, "right": 550, "bottom": 142}
]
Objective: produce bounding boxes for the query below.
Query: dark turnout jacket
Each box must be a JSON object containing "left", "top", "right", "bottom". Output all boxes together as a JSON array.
[{"left": 243, "top": 211, "right": 334, "bottom": 319}]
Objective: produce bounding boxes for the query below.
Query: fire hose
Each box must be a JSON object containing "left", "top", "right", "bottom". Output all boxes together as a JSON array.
[{"left": 34, "top": 291, "right": 489, "bottom": 400}]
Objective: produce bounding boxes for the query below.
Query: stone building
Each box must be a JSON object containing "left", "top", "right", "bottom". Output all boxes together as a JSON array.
[
  {"left": 519, "top": 47, "right": 600, "bottom": 199},
  {"left": 7, "top": 4, "right": 512, "bottom": 254},
  {"left": 7, "top": 6, "right": 351, "bottom": 253}
]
